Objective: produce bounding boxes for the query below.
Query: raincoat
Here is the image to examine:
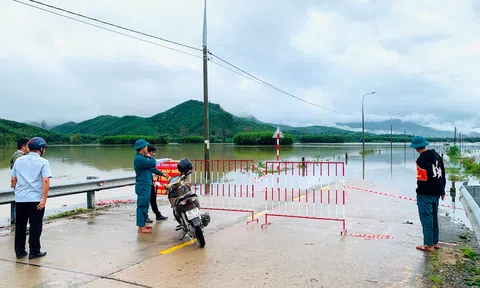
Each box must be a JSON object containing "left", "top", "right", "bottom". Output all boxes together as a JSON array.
[{"left": 134, "top": 153, "right": 164, "bottom": 227}]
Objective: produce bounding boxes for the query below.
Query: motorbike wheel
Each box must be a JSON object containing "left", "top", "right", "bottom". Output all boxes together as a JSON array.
[{"left": 194, "top": 225, "right": 205, "bottom": 248}]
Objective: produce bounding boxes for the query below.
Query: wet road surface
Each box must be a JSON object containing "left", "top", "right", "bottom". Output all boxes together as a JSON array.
[{"left": 0, "top": 179, "right": 439, "bottom": 288}]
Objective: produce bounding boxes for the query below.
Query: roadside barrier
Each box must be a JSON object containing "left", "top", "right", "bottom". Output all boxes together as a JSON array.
[
  {"left": 189, "top": 160, "right": 259, "bottom": 224},
  {"left": 347, "top": 233, "right": 393, "bottom": 240},
  {"left": 259, "top": 161, "right": 347, "bottom": 235},
  {"left": 345, "top": 185, "right": 465, "bottom": 211}
]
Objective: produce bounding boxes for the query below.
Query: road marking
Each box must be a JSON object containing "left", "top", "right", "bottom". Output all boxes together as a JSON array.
[
  {"left": 161, "top": 185, "right": 334, "bottom": 254},
  {"left": 159, "top": 239, "right": 196, "bottom": 255},
  {"left": 253, "top": 210, "right": 267, "bottom": 218},
  {"left": 292, "top": 185, "right": 329, "bottom": 201},
  {"left": 252, "top": 185, "right": 331, "bottom": 219}
]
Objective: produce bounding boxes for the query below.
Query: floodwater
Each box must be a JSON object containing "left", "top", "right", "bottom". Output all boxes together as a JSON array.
[{"left": 0, "top": 142, "right": 478, "bottom": 226}]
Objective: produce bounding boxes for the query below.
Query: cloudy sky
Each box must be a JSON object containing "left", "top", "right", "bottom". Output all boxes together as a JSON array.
[{"left": 1, "top": 0, "right": 480, "bottom": 133}]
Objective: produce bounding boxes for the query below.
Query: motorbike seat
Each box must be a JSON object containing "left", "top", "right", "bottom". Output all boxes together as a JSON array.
[{"left": 173, "top": 192, "right": 197, "bottom": 207}]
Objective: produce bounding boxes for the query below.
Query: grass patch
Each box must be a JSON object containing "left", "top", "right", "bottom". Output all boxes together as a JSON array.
[
  {"left": 446, "top": 167, "right": 462, "bottom": 174},
  {"left": 449, "top": 174, "right": 468, "bottom": 182},
  {"left": 428, "top": 274, "right": 442, "bottom": 286},
  {"left": 465, "top": 277, "right": 480, "bottom": 286},
  {"left": 462, "top": 157, "right": 480, "bottom": 176},
  {"left": 47, "top": 208, "right": 88, "bottom": 220},
  {"left": 359, "top": 149, "right": 375, "bottom": 156},
  {"left": 461, "top": 246, "right": 477, "bottom": 261}
]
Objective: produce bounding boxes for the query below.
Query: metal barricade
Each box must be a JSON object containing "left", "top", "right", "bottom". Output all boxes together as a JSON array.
[
  {"left": 260, "top": 161, "right": 346, "bottom": 235},
  {"left": 189, "top": 160, "right": 258, "bottom": 224}
]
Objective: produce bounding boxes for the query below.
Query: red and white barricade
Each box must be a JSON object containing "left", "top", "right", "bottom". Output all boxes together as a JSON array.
[
  {"left": 260, "top": 161, "right": 347, "bottom": 235},
  {"left": 189, "top": 160, "right": 258, "bottom": 224}
]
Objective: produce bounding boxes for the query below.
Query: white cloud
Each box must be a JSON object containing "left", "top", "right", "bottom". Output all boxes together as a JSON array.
[{"left": 0, "top": 0, "right": 479, "bottom": 133}]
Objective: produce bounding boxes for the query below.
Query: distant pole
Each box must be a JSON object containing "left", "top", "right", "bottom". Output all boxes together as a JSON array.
[
  {"left": 362, "top": 91, "right": 376, "bottom": 180},
  {"left": 404, "top": 129, "right": 407, "bottom": 165},
  {"left": 273, "top": 127, "right": 283, "bottom": 162},
  {"left": 459, "top": 132, "right": 462, "bottom": 151},
  {"left": 390, "top": 124, "right": 393, "bottom": 180},
  {"left": 202, "top": 0, "right": 210, "bottom": 187},
  {"left": 276, "top": 133, "right": 280, "bottom": 161},
  {"left": 389, "top": 113, "right": 398, "bottom": 179},
  {"left": 454, "top": 126, "right": 457, "bottom": 146}
]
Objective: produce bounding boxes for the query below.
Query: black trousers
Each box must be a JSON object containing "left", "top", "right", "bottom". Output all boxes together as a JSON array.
[
  {"left": 149, "top": 186, "right": 162, "bottom": 217},
  {"left": 15, "top": 202, "right": 45, "bottom": 256}
]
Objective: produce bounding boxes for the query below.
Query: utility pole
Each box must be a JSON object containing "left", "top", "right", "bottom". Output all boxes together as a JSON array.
[
  {"left": 390, "top": 124, "right": 393, "bottom": 179},
  {"left": 202, "top": 0, "right": 210, "bottom": 189},
  {"left": 454, "top": 126, "right": 457, "bottom": 146},
  {"left": 362, "top": 91, "right": 376, "bottom": 180},
  {"left": 404, "top": 129, "right": 407, "bottom": 165},
  {"left": 459, "top": 132, "right": 462, "bottom": 152}
]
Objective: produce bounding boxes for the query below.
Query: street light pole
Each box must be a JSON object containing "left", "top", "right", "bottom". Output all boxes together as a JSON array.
[
  {"left": 202, "top": 0, "right": 210, "bottom": 190},
  {"left": 362, "top": 91, "right": 376, "bottom": 180},
  {"left": 390, "top": 113, "right": 399, "bottom": 180}
]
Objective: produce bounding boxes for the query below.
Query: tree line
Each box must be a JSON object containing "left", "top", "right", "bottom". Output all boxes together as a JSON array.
[{"left": 3, "top": 131, "right": 480, "bottom": 146}]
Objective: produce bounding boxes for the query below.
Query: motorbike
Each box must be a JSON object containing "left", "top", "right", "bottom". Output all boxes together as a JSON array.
[{"left": 165, "top": 158, "right": 210, "bottom": 248}]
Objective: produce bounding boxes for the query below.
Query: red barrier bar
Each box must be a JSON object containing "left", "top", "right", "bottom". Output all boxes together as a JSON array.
[
  {"left": 261, "top": 161, "right": 346, "bottom": 234},
  {"left": 187, "top": 159, "right": 257, "bottom": 224}
]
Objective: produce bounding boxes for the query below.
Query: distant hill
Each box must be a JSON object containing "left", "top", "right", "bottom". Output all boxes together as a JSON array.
[
  {"left": 0, "top": 118, "right": 70, "bottom": 145},
  {"left": 52, "top": 100, "right": 276, "bottom": 139},
  {"left": 336, "top": 119, "right": 480, "bottom": 137},
  {"left": 50, "top": 100, "right": 475, "bottom": 142}
]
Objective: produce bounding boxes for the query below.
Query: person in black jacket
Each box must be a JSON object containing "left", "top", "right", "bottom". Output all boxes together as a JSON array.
[
  {"left": 410, "top": 136, "right": 446, "bottom": 252},
  {"left": 146, "top": 145, "right": 168, "bottom": 223}
]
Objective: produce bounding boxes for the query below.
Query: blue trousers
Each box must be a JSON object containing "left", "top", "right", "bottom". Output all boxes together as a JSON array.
[
  {"left": 135, "top": 185, "right": 151, "bottom": 227},
  {"left": 417, "top": 194, "right": 440, "bottom": 246}
]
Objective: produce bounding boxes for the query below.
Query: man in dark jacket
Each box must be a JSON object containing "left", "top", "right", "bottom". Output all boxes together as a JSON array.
[
  {"left": 133, "top": 139, "right": 169, "bottom": 234},
  {"left": 411, "top": 136, "right": 446, "bottom": 252},
  {"left": 146, "top": 145, "right": 168, "bottom": 223},
  {"left": 10, "top": 139, "right": 30, "bottom": 170}
]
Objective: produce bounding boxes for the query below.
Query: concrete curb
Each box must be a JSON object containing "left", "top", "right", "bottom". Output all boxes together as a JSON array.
[{"left": 459, "top": 185, "right": 480, "bottom": 246}]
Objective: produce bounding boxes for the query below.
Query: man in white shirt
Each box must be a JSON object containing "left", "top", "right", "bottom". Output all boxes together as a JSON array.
[{"left": 11, "top": 137, "right": 52, "bottom": 260}]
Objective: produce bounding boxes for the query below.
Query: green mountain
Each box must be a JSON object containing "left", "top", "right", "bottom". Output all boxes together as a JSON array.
[
  {"left": 52, "top": 100, "right": 276, "bottom": 139},
  {"left": 0, "top": 118, "right": 71, "bottom": 145},
  {"left": 337, "top": 119, "right": 480, "bottom": 137}
]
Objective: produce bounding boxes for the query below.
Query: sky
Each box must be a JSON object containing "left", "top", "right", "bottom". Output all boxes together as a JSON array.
[{"left": 1, "top": 0, "right": 480, "bottom": 134}]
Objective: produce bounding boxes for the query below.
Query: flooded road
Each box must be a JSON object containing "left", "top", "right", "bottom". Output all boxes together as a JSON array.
[
  {"left": 1, "top": 143, "right": 479, "bottom": 287},
  {"left": 0, "top": 180, "right": 430, "bottom": 288},
  {"left": 0, "top": 143, "right": 475, "bottom": 226}
]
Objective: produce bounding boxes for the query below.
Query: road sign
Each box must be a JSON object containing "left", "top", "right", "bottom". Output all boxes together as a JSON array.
[
  {"left": 272, "top": 126, "right": 284, "bottom": 138},
  {"left": 154, "top": 160, "right": 180, "bottom": 195}
]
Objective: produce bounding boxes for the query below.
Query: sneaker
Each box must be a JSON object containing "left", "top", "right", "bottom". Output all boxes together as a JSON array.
[
  {"left": 29, "top": 252, "right": 47, "bottom": 260},
  {"left": 156, "top": 215, "right": 168, "bottom": 221},
  {"left": 146, "top": 217, "right": 153, "bottom": 223}
]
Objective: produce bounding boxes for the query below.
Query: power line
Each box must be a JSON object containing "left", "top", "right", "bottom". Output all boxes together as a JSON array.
[
  {"left": 15, "top": 0, "right": 353, "bottom": 115},
  {"left": 14, "top": 0, "right": 203, "bottom": 59},
  {"left": 208, "top": 52, "right": 352, "bottom": 115},
  {"left": 210, "top": 59, "right": 271, "bottom": 89},
  {"left": 23, "top": 0, "right": 202, "bottom": 52}
]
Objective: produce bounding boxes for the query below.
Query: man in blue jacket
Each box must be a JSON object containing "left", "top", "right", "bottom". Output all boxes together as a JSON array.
[
  {"left": 133, "top": 139, "right": 169, "bottom": 234},
  {"left": 411, "top": 136, "right": 446, "bottom": 252}
]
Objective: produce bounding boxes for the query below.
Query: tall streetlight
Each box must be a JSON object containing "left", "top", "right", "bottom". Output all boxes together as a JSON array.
[
  {"left": 390, "top": 113, "right": 400, "bottom": 180},
  {"left": 362, "top": 91, "right": 376, "bottom": 180}
]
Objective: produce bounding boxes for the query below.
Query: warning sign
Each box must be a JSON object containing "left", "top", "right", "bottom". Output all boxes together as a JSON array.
[
  {"left": 272, "top": 126, "right": 284, "bottom": 138},
  {"left": 153, "top": 160, "right": 180, "bottom": 195}
]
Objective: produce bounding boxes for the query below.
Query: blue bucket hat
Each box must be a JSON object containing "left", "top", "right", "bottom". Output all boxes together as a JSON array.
[
  {"left": 133, "top": 139, "right": 149, "bottom": 150},
  {"left": 410, "top": 136, "right": 429, "bottom": 149}
]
